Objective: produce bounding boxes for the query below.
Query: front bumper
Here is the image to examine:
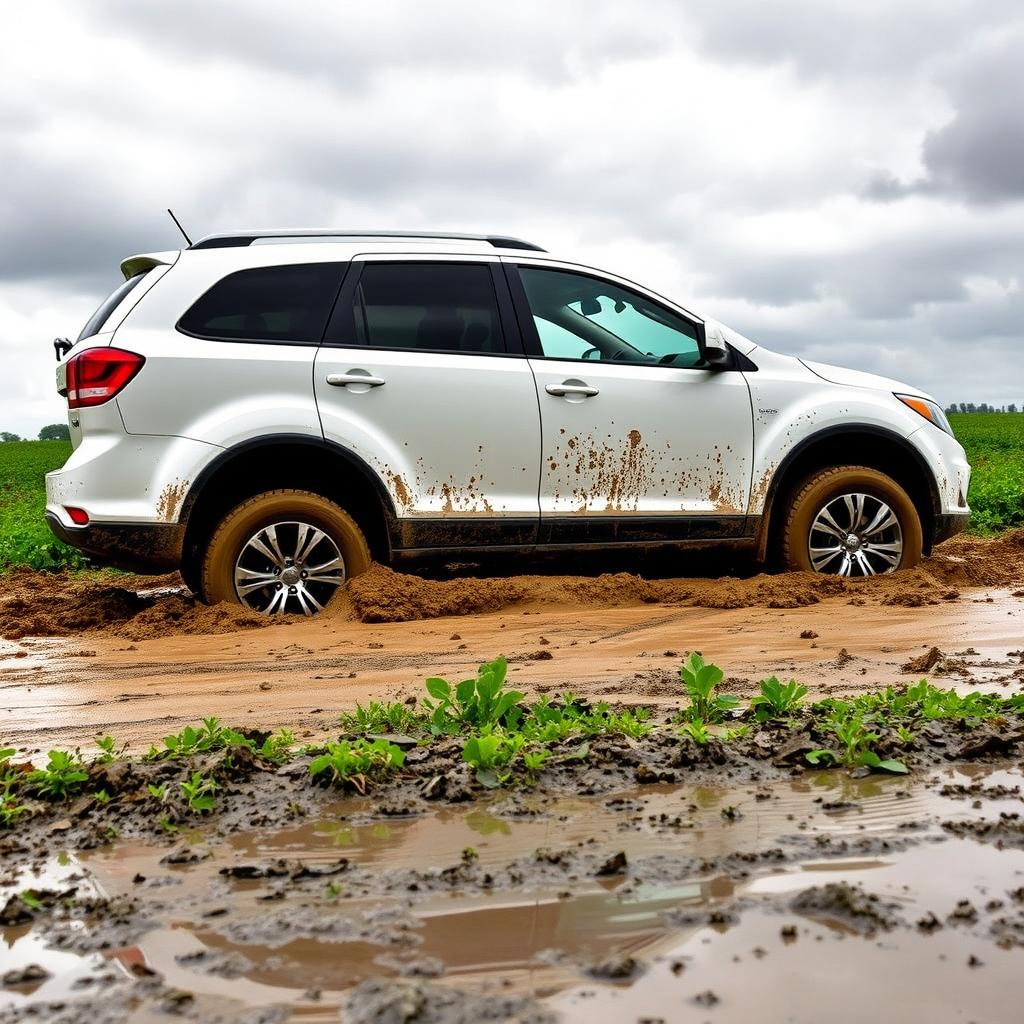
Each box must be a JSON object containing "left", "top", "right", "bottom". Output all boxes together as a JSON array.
[{"left": 45, "top": 513, "right": 184, "bottom": 574}]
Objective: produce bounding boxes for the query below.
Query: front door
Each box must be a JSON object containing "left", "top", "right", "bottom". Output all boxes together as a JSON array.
[
  {"left": 505, "top": 260, "right": 753, "bottom": 542},
  {"left": 314, "top": 257, "right": 542, "bottom": 550}
]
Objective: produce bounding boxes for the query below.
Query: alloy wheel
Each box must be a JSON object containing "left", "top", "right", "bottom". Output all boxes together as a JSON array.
[
  {"left": 807, "top": 492, "right": 903, "bottom": 576},
  {"left": 233, "top": 520, "right": 346, "bottom": 614}
]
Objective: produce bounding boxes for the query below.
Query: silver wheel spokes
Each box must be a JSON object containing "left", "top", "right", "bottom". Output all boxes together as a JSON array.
[
  {"left": 234, "top": 521, "right": 346, "bottom": 615},
  {"left": 808, "top": 492, "right": 903, "bottom": 577}
]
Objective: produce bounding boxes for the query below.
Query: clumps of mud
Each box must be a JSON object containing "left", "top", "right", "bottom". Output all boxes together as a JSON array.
[
  {"left": 343, "top": 978, "right": 557, "bottom": 1024},
  {"left": 790, "top": 882, "right": 903, "bottom": 934},
  {"left": 0, "top": 568, "right": 273, "bottom": 641}
]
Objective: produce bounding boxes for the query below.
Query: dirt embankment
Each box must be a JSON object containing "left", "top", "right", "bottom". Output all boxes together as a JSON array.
[{"left": 1, "top": 530, "right": 1022, "bottom": 642}]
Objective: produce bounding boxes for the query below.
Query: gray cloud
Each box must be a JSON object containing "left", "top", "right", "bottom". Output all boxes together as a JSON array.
[{"left": 1, "top": 1, "right": 1023, "bottom": 436}]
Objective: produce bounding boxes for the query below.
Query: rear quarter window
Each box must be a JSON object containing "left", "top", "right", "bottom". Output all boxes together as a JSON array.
[
  {"left": 178, "top": 263, "right": 345, "bottom": 343},
  {"left": 77, "top": 270, "right": 151, "bottom": 342}
]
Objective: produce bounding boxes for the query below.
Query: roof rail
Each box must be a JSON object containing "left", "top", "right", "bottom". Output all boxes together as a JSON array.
[{"left": 188, "top": 231, "right": 546, "bottom": 252}]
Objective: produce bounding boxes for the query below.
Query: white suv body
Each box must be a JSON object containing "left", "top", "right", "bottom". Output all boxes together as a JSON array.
[{"left": 46, "top": 231, "right": 971, "bottom": 613}]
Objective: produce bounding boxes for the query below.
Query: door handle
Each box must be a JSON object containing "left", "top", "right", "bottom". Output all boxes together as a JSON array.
[
  {"left": 326, "top": 371, "right": 386, "bottom": 388},
  {"left": 545, "top": 382, "right": 599, "bottom": 398}
]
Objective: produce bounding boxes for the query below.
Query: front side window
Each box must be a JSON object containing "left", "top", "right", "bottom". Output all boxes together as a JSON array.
[
  {"left": 178, "top": 263, "right": 343, "bottom": 343},
  {"left": 518, "top": 266, "right": 702, "bottom": 368},
  {"left": 353, "top": 263, "right": 505, "bottom": 354},
  {"left": 78, "top": 270, "right": 150, "bottom": 342}
]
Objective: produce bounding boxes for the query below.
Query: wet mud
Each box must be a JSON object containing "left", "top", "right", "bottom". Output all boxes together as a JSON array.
[{"left": 4, "top": 764, "right": 1024, "bottom": 1022}]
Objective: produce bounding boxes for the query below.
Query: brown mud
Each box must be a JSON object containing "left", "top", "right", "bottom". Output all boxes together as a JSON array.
[
  {"left": 2, "top": 535, "right": 1024, "bottom": 753},
  {"left": 4, "top": 763, "right": 1024, "bottom": 1023}
]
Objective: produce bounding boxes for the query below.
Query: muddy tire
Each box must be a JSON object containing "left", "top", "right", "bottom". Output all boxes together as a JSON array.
[
  {"left": 780, "top": 466, "right": 923, "bottom": 576},
  {"left": 200, "top": 489, "right": 371, "bottom": 613}
]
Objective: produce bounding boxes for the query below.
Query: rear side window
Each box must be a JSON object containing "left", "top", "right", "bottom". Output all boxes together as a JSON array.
[
  {"left": 178, "top": 263, "right": 344, "bottom": 343},
  {"left": 352, "top": 263, "right": 505, "bottom": 354},
  {"left": 77, "top": 270, "right": 150, "bottom": 342}
]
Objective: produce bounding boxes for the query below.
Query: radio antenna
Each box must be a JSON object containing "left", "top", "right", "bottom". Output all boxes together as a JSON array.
[{"left": 166, "top": 208, "right": 193, "bottom": 247}]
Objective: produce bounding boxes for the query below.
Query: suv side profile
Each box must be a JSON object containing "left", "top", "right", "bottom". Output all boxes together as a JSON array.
[{"left": 47, "top": 230, "right": 971, "bottom": 615}]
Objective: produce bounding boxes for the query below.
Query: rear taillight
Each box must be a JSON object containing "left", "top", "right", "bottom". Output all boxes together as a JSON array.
[{"left": 66, "top": 347, "right": 145, "bottom": 409}]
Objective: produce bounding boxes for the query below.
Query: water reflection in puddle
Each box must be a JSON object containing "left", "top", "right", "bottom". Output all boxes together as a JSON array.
[{"left": 3, "top": 763, "right": 1023, "bottom": 1022}]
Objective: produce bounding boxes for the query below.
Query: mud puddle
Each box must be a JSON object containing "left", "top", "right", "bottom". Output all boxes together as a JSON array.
[{"left": 5, "top": 764, "right": 1024, "bottom": 1022}]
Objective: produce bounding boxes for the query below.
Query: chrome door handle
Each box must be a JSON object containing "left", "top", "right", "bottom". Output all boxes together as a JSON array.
[
  {"left": 326, "top": 371, "right": 386, "bottom": 388},
  {"left": 545, "top": 382, "right": 599, "bottom": 398}
]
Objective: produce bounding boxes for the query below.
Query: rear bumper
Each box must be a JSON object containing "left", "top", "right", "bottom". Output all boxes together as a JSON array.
[
  {"left": 45, "top": 512, "right": 184, "bottom": 574},
  {"left": 933, "top": 511, "right": 970, "bottom": 546}
]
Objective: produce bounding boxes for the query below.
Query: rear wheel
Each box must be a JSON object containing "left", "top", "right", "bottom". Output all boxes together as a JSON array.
[
  {"left": 201, "top": 489, "right": 371, "bottom": 613},
  {"left": 780, "top": 466, "right": 923, "bottom": 576}
]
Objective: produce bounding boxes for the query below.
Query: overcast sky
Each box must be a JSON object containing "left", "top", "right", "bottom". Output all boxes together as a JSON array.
[{"left": 4, "top": 1, "right": 1023, "bottom": 436}]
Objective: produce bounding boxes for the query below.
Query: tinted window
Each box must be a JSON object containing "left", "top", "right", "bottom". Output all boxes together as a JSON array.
[
  {"left": 179, "top": 263, "right": 343, "bottom": 343},
  {"left": 77, "top": 271, "right": 150, "bottom": 342},
  {"left": 519, "top": 267, "right": 702, "bottom": 368},
  {"left": 353, "top": 263, "right": 504, "bottom": 354}
]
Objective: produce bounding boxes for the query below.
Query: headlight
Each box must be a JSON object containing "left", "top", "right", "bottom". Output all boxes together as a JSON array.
[{"left": 894, "top": 394, "right": 953, "bottom": 435}]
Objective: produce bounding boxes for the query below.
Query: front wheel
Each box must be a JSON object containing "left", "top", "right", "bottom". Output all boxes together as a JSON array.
[
  {"left": 201, "top": 489, "right": 371, "bottom": 614},
  {"left": 780, "top": 466, "right": 923, "bottom": 576}
]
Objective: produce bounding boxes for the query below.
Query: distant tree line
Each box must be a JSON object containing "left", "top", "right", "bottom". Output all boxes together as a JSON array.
[
  {"left": 945, "top": 403, "right": 1020, "bottom": 414},
  {"left": 0, "top": 423, "right": 71, "bottom": 442}
]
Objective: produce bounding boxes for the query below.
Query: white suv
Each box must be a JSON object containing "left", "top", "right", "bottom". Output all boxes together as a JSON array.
[{"left": 47, "top": 230, "right": 971, "bottom": 614}]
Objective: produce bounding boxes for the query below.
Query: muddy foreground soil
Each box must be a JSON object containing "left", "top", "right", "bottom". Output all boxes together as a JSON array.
[
  {"left": 2, "top": 532, "right": 1024, "bottom": 1022},
  {"left": 2, "top": 530, "right": 1024, "bottom": 753}
]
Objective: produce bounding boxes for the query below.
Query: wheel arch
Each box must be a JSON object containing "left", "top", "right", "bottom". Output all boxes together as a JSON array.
[
  {"left": 756, "top": 425, "right": 941, "bottom": 563},
  {"left": 179, "top": 434, "right": 397, "bottom": 588}
]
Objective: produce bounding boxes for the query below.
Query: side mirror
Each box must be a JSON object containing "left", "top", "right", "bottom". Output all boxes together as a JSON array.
[{"left": 701, "top": 322, "right": 731, "bottom": 369}]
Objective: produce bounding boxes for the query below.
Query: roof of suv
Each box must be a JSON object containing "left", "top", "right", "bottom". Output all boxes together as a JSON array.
[{"left": 188, "top": 231, "right": 546, "bottom": 252}]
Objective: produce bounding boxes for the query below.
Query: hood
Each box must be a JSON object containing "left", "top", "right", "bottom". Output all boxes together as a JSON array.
[{"left": 799, "top": 358, "right": 929, "bottom": 399}]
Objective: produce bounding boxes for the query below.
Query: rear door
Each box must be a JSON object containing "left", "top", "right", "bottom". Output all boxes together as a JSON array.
[
  {"left": 505, "top": 260, "right": 754, "bottom": 542},
  {"left": 313, "top": 256, "right": 542, "bottom": 551}
]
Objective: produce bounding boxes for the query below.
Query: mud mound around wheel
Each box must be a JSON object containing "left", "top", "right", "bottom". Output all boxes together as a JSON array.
[
  {"left": 340, "top": 529, "right": 1024, "bottom": 623},
  {"left": 0, "top": 569, "right": 272, "bottom": 641},
  {"left": 1, "top": 530, "right": 1020, "bottom": 638}
]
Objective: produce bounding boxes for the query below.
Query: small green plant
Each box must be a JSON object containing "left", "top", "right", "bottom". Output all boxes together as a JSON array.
[
  {"left": 422, "top": 657, "right": 525, "bottom": 733},
  {"left": 0, "top": 792, "right": 29, "bottom": 828},
  {"left": 257, "top": 728, "right": 297, "bottom": 764},
  {"left": 93, "top": 788, "right": 111, "bottom": 804},
  {"left": 180, "top": 771, "right": 217, "bottom": 813},
  {"left": 807, "top": 713, "right": 908, "bottom": 774},
  {"left": 679, "top": 718, "right": 711, "bottom": 744},
  {"left": 93, "top": 735, "right": 121, "bottom": 763},
  {"left": 522, "top": 749, "right": 551, "bottom": 780},
  {"left": 25, "top": 750, "right": 89, "bottom": 800},
  {"left": 680, "top": 653, "right": 738, "bottom": 722},
  {"left": 147, "top": 783, "right": 168, "bottom": 801},
  {"left": 750, "top": 677, "right": 808, "bottom": 721},
  {"left": 326, "top": 880, "right": 343, "bottom": 899},
  {"left": 19, "top": 890, "right": 43, "bottom": 911},
  {"left": 340, "top": 702, "right": 423, "bottom": 735},
  {"left": 461, "top": 733, "right": 523, "bottom": 787},
  {"left": 308, "top": 738, "right": 406, "bottom": 790}
]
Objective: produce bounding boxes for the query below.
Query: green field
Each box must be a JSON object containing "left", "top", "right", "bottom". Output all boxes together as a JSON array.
[
  {"left": 947, "top": 412, "right": 1024, "bottom": 534},
  {"left": 0, "top": 416, "right": 1020, "bottom": 571},
  {"left": 0, "top": 440, "right": 85, "bottom": 571}
]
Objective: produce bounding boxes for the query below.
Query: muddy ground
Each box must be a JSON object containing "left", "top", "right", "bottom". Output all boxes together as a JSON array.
[
  {"left": 2, "top": 532, "right": 1024, "bottom": 1022},
  {"left": 2, "top": 530, "right": 1024, "bottom": 754}
]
